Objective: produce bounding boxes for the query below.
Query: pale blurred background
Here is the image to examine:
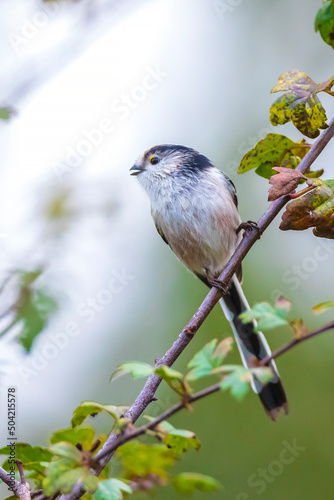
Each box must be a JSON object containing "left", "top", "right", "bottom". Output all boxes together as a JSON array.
[{"left": 0, "top": 0, "right": 334, "bottom": 498}]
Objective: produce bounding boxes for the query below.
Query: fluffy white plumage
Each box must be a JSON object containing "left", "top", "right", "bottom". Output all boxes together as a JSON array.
[{"left": 134, "top": 146, "right": 241, "bottom": 280}]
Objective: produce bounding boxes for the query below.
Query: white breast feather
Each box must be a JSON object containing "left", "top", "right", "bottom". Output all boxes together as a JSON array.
[{"left": 149, "top": 168, "right": 242, "bottom": 278}]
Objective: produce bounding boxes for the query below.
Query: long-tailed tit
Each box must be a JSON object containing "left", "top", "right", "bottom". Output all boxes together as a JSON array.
[{"left": 130, "top": 144, "right": 288, "bottom": 420}]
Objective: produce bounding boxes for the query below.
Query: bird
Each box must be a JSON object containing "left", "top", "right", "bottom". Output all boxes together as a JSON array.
[{"left": 130, "top": 144, "right": 288, "bottom": 421}]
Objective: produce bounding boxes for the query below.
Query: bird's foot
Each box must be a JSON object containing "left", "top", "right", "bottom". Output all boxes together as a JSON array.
[
  {"left": 237, "top": 220, "right": 262, "bottom": 239},
  {"left": 208, "top": 278, "right": 230, "bottom": 295}
]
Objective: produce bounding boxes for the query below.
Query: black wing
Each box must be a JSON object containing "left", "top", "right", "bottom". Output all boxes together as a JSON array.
[
  {"left": 226, "top": 177, "right": 238, "bottom": 208},
  {"left": 218, "top": 170, "right": 238, "bottom": 208},
  {"left": 154, "top": 221, "right": 169, "bottom": 246}
]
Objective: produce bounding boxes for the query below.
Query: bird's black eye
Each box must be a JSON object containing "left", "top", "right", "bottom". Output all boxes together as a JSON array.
[{"left": 150, "top": 156, "right": 159, "bottom": 165}]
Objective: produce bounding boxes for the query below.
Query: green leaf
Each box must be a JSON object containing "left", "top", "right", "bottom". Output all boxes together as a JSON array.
[
  {"left": 82, "top": 473, "right": 100, "bottom": 495},
  {"left": 238, "top": 134, "right": 311, "bottom": 179},
  {"left": 289, "top": 318, "right": 308, "bottom": 339},
  {"left": 313, "top": 299, "right": 334, "bottom": 313},
  {"left": 110, "top": 362, "right": 154, "bottom": 382},
  {"left": 186, "top": 338, "right": 233, "bottom": 381},
  {"left": 0, "top": 107, "right": 14, "bottom": 120},
  {"left": 0, "top": 268, "right": 57, "bottom": 349},
  {"left": 50, "top": 427, "right": 96, "bottom": 449},
  {"left": 16, "top": 287, "right": 57, "bottom": 352},
  {"left": 305, "top": 169, "right": 325, "bottom": 179},
  {"left": 250, "top": 367, "right": 274, "bottom": 384},
  {"left": 239, "top": 299, "right": 290, "bottom": 331},
  {"left": 3, "top": 497, "right": 17, "bottom": 500},
  {"left": 153, "top": 421, "right": 201, "bottom": 455},
  {"left": 275, "top": 296, "right": 292, "bottom": 317},
  {"left": 220, "top": 368, "right": 250, "bottom": 401},
  {"left": 112, "top": 417, "right": 131, "bottom": 435},
  {"left": 20, "top": 270, "right": 42, "bottom": 285},
  {"left": 165, "top": 430, "right": 200, "bottom": 455},
  {"left": 155, "top": 365, "right": 184, "bottom": 381},
  {"left": 43, "top": 459, "right": 99, "bottom": 496},
  {"left": 270, "top": 70, "right": 334, "bottom": 138},
  {"left": 71, "top": 402, "right": 129, "bottom": 428},
  {"left": 315, "top": 1, "right": 334, "bottom": 49},
  {"left": 93, "top": 479, "right": 132, "bottom": 500},
  {"left": 117, "top": 441, "right": 176, "bottom": 479},
  {"left": 220, "top": 366, "right": 273, "bottom": 400},
  {"left": 43, "top": 459, "right": 72, "bottom": 495},
  {"left": 173, "top": 473, "right": 222, "bottom": 495},
  {"left": 154, "top": 365, "right": 187, "bottom": 394},
  {"left": 0, "top": 443, "right": 53, "bottom": 471},
  {"left": 19, "top": 467, "right": 46, "bottom": 489},
  {"left": 49, "top": 442, "right": 82, "bottom": 463}
]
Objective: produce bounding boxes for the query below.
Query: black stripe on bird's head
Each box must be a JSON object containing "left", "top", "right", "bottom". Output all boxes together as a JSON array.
[{"left": 131, "top": 144, "right": 213, "bottom": 180}]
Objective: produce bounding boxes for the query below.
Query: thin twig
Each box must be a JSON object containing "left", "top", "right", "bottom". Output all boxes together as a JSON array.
[
  {"left": 16, "top": 458, "right": 31, "bottom": 500},
  {"left": 58, "top": 117, "right": 334, "bottom": 500},
  {"left": 30, "top": 490, "right": 45, "bottom": 499},
  {"left": 91, "top": 319, "right": 334, "bottom": 462},
  {"left": 0, "top": 318, "right": 17, "bottom": 338},
  {"left": 97, "top": 382, "right": 222, "bottom": 461},
  {"left": 261, "top": 321, "right": 334, "bottom": 366},
  {"left": 16, "top": 459, "right": 26, "bottom": 484}
]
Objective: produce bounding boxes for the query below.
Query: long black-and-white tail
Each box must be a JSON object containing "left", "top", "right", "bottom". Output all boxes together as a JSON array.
[{"left": 220, "top": 276, "right": 288, "bottom": 421}]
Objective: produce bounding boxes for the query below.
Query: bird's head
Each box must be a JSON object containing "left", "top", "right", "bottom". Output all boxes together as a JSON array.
[{"left": 130, "top": 144, "right": 213, "bottom": 185}]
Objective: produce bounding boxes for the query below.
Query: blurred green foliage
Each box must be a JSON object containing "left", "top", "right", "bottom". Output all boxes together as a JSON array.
[
  {"left": 315, "top": 1, "right": 334, "bottom": 49},
  {"left": 0, "top": 269, "right": 57, "bottom": 351}
]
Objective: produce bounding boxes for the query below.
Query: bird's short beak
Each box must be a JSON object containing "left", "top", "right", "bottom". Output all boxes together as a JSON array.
[{"left": 130, "top": 164, "right": 145, "bottom": 176}]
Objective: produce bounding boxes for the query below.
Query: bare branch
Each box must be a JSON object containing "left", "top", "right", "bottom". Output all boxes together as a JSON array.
[
  {"left": 97, "top": 382, "right": 222, "bottom": 462},
  {"left": 15, "top": 482, "right": 31, "bottom": 500},
  {"left": 261, "top": 321, "right": 334, "bottom": 366},
  {"left": 0, "top": 465, "right": 19, "bottom": 489},
  {"left": 0, "top": 463, "right": 31, "bottom": 500}
]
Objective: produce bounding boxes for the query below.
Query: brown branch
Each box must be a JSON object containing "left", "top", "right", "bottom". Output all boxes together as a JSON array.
[
  {"left": 97, "top": 382, "right": 222, "bottom": 462},
  {"left": 16, "top": 460, "right": 27, "bottom": 485},
  {"left": 0, "top": 465, "right": 20, "bottom": 491},
  {"left": 261, "top": 321, "right": 334, "bottom": 366},
  {"left": 30, "top": 491, "right": 45, "bottom": 500},
  {"left": 0, "top": 463, "right": 31, "bottom": 500},
  {"left": 15, "top": 482, "right": 31, "bottom": 500},
  {"left": 58, "top": 117, "right": 334, "bottom": 500},
  {"left": 16, "top": 459, "right": 31, "bottom": 500}
]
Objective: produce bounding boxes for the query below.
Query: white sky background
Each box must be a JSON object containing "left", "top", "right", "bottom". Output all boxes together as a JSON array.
[{"left": 0, "top": 0, "right": 334, "bottom": 462}]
